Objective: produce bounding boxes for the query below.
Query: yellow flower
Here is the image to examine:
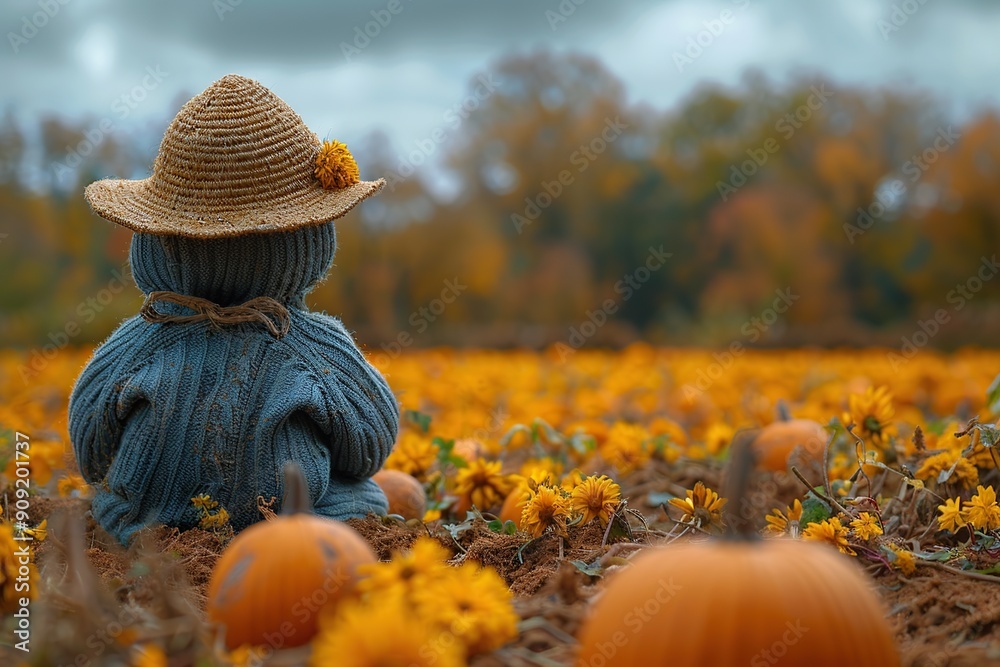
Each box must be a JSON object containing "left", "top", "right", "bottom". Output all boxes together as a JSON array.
[
  {"left": 764, "top": 499, "right": 802, "bottom": 535},
  {"left": 915, "top": 451, "right": 979, "bottom": 489},
  {"left": 803, "top": 517, "right": 855, "bottom": 555},
  {"left": 191, "top": 494, "right": 218, "bottom": 511},
  {"left": 314, "top": 139, "right": 360, "bottom": 190},
  {"left": 2, "top": 438, "right": 62, "bottom": 486},
  {"left": 601, "top": 422, "right": 651, "bottom": 475},
  {"left": 966, "top": 485, "right": 1000, "bottom": 531},
  {"left": 519, "top": 459, "right": 562, "bottom": 482},
  {"left": 18, "top": 519, "right": 47, "bottom": 542},
  {"left": 199, "top": 507, "right": 230, "bottom": 531},
  {"left": 57, "top": 473, "right": 91, "bottom": 498},
  {"left": 849, "top": 512, "right": 883, "bottom": 541},
  {"left": 560, "top": 468, "right": 586, "bottom": 493},
  {"left": 412, "top": 563, "right": 518, "bottom": 656},
  {"left": 520, "top": 484, "right": 571, "bottom": 538},
  {"left": 703, "top": 422, "right": 734, "bottom": 456},
  {"left": 0, "top": 521, "right": 37, "bottom": 614},
  {"left": 937, "top": 497, "right": 967, "bottom": 533},
  {"left": 648, "top": 416, "right": 688, "bottom": 448},
  {"left": 886, "top": 544, "right": 916, "bottom": 575},
  {"left": 570, "top": 475, "right": 621, "bottom": 527},
  {"left": 311, "top": 592, "right": 464, "bottom": 667},
  {"left": 357, "top": 537, "right": 451, "bottom": 597},
  {"left": 130, "top": 643, "right": 167, "bottom": 667},
  {"left": 668, "top": 481, "right": 727, "bottom": 531},
  {"left": 385, "top": 432, "right": 438, "bottom": 480},
  {"left": 422, "top": 508, "right": 442, "bottom": 523},
  {"left": 453, "top": 459, "right": 513, "bottom": 512},
  {"left": 843, "top": 386, "right": 896, "bottom": 446}
]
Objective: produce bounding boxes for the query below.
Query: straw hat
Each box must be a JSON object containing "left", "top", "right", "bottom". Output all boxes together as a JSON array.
[{"left": 84, "top": 74, "right": 384, "bottom": 238}]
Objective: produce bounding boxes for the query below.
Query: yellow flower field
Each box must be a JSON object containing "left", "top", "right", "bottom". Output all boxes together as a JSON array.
[{"left": 3, "top": 345, "right": 1000, "bottom": 665}]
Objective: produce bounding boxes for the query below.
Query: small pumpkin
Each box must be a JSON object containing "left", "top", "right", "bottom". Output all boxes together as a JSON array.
[
  {"left": 373, "top": 469, "right": 427, "bottom": 520},
  {"left": 206, "top": 463, "right": 376, "bottom": 650},
  {"left": 752, "top": 418, "right": 828, "bottom": 472},
  {"left": 498, "top": 487, "right": 529, "bottom": 528},
  {"left": 576, "top": 445, "right": 900, "bottom": 667}
]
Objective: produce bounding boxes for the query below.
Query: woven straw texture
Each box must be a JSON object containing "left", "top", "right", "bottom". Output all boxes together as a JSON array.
[{"left": 84, "top": 74, "right": 384, "bottom": 238}]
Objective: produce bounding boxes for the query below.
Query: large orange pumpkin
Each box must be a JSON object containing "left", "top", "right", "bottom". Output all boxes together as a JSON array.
[
  {"left": 575, "top": 539, "right": 900, "bottom": 666},
  {"left": 752, "top": 418, "right": 828, "bottom": 471},
  {"left": 373, "top": 469, "right": 427, "bottom": 520},
  {"left": 206, "top": 463, "right": 376, "bottom": 650},
  {"left": 576, "top": 443, "right": 899, "bottom": 667}
]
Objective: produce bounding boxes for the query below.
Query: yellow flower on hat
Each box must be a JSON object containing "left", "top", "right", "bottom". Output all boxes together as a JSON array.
[{"left": 315, "top": 139, "right": 360, "bottom": 190}]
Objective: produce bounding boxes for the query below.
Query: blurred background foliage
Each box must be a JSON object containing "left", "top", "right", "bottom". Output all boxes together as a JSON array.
[{"left": 2, "top": 51, "right": 1000, "bottom": 350}]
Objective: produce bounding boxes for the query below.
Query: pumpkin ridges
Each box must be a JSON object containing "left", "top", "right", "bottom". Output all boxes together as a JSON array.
[
  {"left": 576, "top": 542, "right": 900, "bottom": 666},
  {"left": 206, "top": 465, "right": 377, "bottom": 650}
]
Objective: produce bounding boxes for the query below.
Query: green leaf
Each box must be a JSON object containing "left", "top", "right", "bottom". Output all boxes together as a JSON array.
[
  {"left": 433, "top": 437, "right": 467, "bottom": 468},
  {"left": 972, "top": 559, "right": 1000, "bottom": 576},
  {"left": 800, "top": 490, "right": 832, "bottom": 526},
  {"left": 987, "top": 373, "right": 1000, "bottom": 415},
  {"left": 487, "top": 519, "right": 518, "bottom": 535},
  {"left": 569, "top": 559, "right": 604, "bottom": 577},
  {"left": 499, "top": 424, "right": 532, "bottom": 449},
  {"left": 405, "top": 410, "right": 432, "bottom": 433},
  {"left": 976, "top": 423, "right": 1000, "bottom": 449}
]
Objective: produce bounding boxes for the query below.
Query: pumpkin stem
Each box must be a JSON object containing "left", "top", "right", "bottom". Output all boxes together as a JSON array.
[
  {"left": 722, "top": 429, "right": 761, "bottom": 541},
  {"left": 282, "top": 461, "right": 313, "bottom": 515},
  {"left": 775, "top": 399, "right": 792, "bottom": 422}
]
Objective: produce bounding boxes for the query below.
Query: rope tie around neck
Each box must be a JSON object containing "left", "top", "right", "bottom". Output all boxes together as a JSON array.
[{"left": 140, "top": 291, "right": 290, "bottom": 339}]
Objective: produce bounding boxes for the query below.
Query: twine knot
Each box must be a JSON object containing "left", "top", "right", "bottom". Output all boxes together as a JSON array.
[{"left": 140, "top": 291, "right": 291, "bottom": 339}]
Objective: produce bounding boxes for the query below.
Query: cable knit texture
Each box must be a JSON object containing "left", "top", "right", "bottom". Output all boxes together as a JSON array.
[{"left": 68, "top": 221, "right": 397, "bottom": 545}]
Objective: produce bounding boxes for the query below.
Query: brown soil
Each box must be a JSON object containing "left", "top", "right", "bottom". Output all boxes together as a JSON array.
[{"left": 20, "top": 470, "right": 1000, "bottom": 665}]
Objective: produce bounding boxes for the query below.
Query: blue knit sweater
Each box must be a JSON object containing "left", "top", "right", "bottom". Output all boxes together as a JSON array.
[{"left": 68, "top": 222, "right": 397, "bottom": 544}]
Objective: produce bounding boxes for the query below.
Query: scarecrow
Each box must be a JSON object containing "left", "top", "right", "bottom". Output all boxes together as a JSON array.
[{"left": 68, "top": 74, "right": 398, "bottom": 544}]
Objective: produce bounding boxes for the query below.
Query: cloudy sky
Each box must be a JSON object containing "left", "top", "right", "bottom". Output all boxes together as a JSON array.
[{"left": 3, "top": 0, "right": 999, "bottom": 167}]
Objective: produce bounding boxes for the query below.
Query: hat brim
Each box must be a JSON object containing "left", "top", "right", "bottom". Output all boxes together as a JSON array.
[{"left": 84, "top": 177, "right": 385, "bottom": 239}]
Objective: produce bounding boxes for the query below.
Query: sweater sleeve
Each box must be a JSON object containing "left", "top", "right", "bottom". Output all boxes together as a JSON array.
[
  {"left": 292, "top": 312, "right": 399, "bottom": 480},
  {"left": 68, "top": 319, "right": 148, "bottom": 484}
]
